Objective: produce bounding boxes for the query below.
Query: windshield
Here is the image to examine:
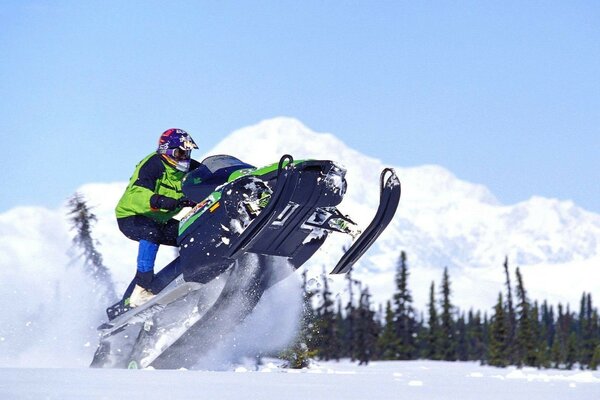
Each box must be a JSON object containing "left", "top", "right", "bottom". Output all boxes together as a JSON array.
[
  {"left": 182, "top": 155, "right": 255, "bottom": 202},
  {"left": 199, "top": 155, "right": 253, "bottom": 175}
]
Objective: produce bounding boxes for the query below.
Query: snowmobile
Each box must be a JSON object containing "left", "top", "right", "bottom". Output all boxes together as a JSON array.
[{"left": 90, "top": 154, "right": 401, "bottom": 369}]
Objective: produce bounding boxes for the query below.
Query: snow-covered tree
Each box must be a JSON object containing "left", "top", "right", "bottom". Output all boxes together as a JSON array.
[{"left": 67, "top": 192, "right": 116, "bottom": 302}]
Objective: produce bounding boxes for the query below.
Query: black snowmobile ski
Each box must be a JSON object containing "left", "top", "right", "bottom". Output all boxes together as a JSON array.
[{"left": 330, "top": 168, "right": 401, "bottom": 274}]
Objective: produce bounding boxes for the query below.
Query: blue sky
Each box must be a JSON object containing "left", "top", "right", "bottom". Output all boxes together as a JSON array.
[{"left": 1, "top": 1, "right": 599, "bottom": 213}]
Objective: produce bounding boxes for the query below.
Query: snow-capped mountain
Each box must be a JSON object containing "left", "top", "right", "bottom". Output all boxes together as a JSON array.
[
  {"left": 1, "top": 117, "right": 599, "bottom": 367},
  {"left": 208, "top": 117, "right": 600, "bottom": 268},
  {"left": 202, "top": 118, "right": 600, "bottom": 309}
]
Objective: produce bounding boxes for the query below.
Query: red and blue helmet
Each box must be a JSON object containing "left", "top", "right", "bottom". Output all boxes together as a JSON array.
[{"left": 157, "top": 128, "right": 198, "bottom": 172}]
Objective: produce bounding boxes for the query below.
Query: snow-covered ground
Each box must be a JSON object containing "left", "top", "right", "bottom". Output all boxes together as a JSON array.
[{"left": 1, "top": 360, "right": 599, "bottom": 400}]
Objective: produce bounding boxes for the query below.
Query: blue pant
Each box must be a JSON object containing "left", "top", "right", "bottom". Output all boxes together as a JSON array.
[{"left": 117, "top": 216, "right": 180, "bottom": 295}]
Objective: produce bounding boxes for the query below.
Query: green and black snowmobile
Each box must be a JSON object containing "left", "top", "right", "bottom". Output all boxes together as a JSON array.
[{"left": 91, "top": 154, "right": 401, "bottom": 369}]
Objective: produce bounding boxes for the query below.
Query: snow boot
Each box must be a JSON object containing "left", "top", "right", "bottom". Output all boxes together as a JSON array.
[{"left": 130, "top": 284, "right": 155, "bottom": 307}]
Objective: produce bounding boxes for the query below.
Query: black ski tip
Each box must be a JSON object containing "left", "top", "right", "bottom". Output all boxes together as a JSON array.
[{"left": 330, "top": 168, "right": 401, "bottom": 275}]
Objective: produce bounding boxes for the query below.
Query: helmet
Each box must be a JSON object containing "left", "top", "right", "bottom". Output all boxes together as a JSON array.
[{"left": 157, "top": 128, "right": 198, "bottom": 172}]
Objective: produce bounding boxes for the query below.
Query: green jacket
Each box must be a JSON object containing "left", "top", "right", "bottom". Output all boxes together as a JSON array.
[{"left": 115, "top": 153, "right": 187, "bottom": 223}]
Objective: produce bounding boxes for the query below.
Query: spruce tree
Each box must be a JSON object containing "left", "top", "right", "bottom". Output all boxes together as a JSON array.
[
  {"left": 590, "top": 345, "right": 600, "bottom": 370},
  {"left": 466, "top": 310, "right": 485, "bottom": 361},
  {"left": 393, "top": 251, "right": 417, "bottom": 359},
  {"left": 489, "top": 293, "right": 509, "bottom": 367},
  {"left": 541, "top": 301, "right": 556, "bottom": 348},
  {"left": 344, "top": 272, "right": 356, "bottom": 361},
  {"left": 354, "top": 288, "right": 378, "bottom": 365},
  {"left": 425, "top": 282, "right": 440, "bottom": 360},
  {"left": 456, "top": 313, "right": 469, "bottom": 361},
  {"left": 515, "top": 267, "right": 537, "bottom": 367},
  {"left": 414, "top": 312, "right": 428, "bottom": 359},
  {"left": 314, "top": 270, "right": 339, "bottom": 361},
  {"left": 280, "top": 269, "right": 316, "bottom": 368},
  {"left": 539, "top": 301, "right": 554, "bottom": 367},
  {"left": 551, "top": 303, "right": 568, "bottom": 368},
  {"left": 589, "top": 306, "right": 600, "bottom": 369},
  {"left": 377, "top": 301, "right": 400, "bottom": 359},
  {"left": 481, "top": 312, "right": 490, "bottom": 364},
  {"left": 550, "top": 335, "right": 562, "bottom": 369},
  {"left": 565, "top": 332, "right": 578, "bottom": 370},
  {"left": 439, "top": 267, "right": 456, "bottom": 361},
  {"left": 531, "top": 301, "right": 548, "bottom": 368},
  {"left": 301, "top": 269, "right": 318, "bottom": 351},
  {"left": 579, "top": 293, "right": 596, "bottom": 368},
  {"left": 335, "top": 299, "right": 348, "bottom": 358},
  {"left": 503, "top": 257, "right": 517, "bottom": 364},
  {"left": 67, "top": 192, "right": 116, "bottom": 302}
]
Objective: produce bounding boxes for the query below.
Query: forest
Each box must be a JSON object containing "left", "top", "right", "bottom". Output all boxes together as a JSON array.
[{"left": 284, "top": 252, "right": 600, "bottom": 370}]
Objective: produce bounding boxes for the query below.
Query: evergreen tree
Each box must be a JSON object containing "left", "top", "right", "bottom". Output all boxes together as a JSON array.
[
  {"left": 489, "top": 293, "right": 509, "bottom": 367},
  {"left": 481, "top": 312, "right": 490, "bottom": 364},
  {"left": 335, "top": 299, "right": 348, "bottom": 358},
  {"left": 565, "top": 332, "right": 578, "bottom": 370},
  {"left": 456, "top": 313, "right": 469, "bottom": 361},
  {"left": 314, "top": 270, "right": 339, "bottom": 361},
  {"left": 589, "top": 307, "right": 600, "bottom": 369},
  {"left": 439, "top": 267, "right": 456, "bottom": 361},
  {"left": 539, "top": 301, "right": 554, "bottom": 367},
  {"left": 67, "top": 192, "right": 116, "bottom": 301},
  {"left": 531, "top": 301, "right": 549, "bottom": 368},
  {"left": 354, "top": 288, "right": 378, "bottom": 365},
  {"left": 377, "top": 301, "right": 400, "bottom": 359},
  {"left": 393, "top": 251, "right": 417, "bottom": 359},
  {"left": 425, "top": 281, "right": 440, "bottom": 360},
  {"left": 515, "top": 267, "right": 537, "bottom": 367},
  {"left": 301, "top": 269, "right": 318, "bottom": 351},
  {"left": 541, "top": 301, "right": 556, "bottom": 349},
  {"left": 344, "top": 272, "right": 357, "bottom": 361},
  {"left": 590, "top": 345, "right": 600, "bottom": 370},
  {"left": 466, "top": 310, "right": 485, "bottom": 361},
  {"left": 280, "top": 269, "right": 316, "bottom": 368},
  {"left": 503, "top": 257, "right": 517, "bottom": 364},
  {"left": 414, "top": 311, "right": 428, "bottom": 359},
  {"left": 579, "top": 293, "right": 596, "bottom": 368},
  {"left": 551, "top": 303, "right": 568, "bottom": 368},
  {"left": 550, "top": 336, "right": 562, "bottom": 369}
]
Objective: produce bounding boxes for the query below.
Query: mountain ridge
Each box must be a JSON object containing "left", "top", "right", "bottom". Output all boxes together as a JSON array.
[{"left": 1, "top": 117, "right": 598, "bottom": 312}]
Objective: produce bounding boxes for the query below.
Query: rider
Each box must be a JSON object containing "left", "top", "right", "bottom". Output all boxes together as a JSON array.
[{"left": 115, "top": 128, "right": 199, "bottom": 307}]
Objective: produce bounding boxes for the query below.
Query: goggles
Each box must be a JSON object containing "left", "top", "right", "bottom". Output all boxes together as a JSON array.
[{"left": 165, "top": 147, "right": 191, "bottom": 161}]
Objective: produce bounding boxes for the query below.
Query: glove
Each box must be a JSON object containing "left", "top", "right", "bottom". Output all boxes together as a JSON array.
[
  {"left": 150, "top": 194, "right": 179, "bottom": 211},
  {"left": 178, "top": 198, "right": 197, "bottom": 208}
]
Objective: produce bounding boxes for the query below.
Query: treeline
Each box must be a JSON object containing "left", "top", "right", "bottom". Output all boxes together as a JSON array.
[{"left": 283, "top": 252, "right": 600, "bottom": 370}]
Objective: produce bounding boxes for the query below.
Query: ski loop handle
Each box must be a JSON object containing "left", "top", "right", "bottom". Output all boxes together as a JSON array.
[{"left": 278, "top": 154, "right": 294, "bottom": 176}]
